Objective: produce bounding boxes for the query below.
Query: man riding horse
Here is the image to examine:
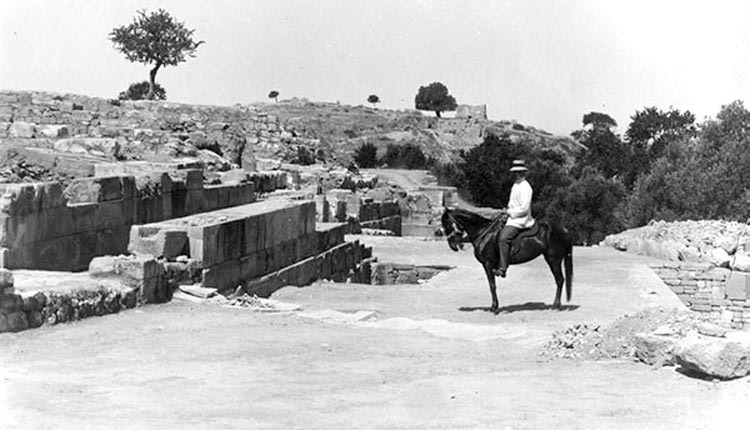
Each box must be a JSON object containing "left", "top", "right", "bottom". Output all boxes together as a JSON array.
[
  {"left": 440, "top": 158, "right": 573, "bottom": 311},
  {"left": 495, "top": 159, "right": 534, "bottom": 278}
]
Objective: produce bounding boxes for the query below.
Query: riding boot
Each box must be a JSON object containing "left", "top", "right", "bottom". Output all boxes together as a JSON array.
[{"left": 495, "top": 225, "right": 520, "bottom": 277}]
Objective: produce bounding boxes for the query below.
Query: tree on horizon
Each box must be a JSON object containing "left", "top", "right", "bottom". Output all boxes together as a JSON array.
[
  {"left": 109, "top": 9, "right": 204, "bottom": 100},
  {"left": 414, "top": 82, "right": 457, "bottom": 118},
  {"left": 367, "top": 94, "right": 380, "bottom": 108},
  {"left": 268, "top": 90, "right": 279, "bottom": 102}
]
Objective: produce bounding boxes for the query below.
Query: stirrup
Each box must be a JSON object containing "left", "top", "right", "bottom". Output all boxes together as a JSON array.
[{"left": 493, "top": 267, "right": 506, "bottom": 278}]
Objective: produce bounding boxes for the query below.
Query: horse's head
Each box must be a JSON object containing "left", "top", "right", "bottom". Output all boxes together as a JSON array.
[{"left": 440, "top": 209, "right": 466, "bottom": 251}]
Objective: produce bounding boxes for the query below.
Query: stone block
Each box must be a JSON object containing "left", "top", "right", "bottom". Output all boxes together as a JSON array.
[
  {"left": 115, "top": 255, "right": 162, "bottom": 280},
  {"left": 0, "top": 267, "right": 13, "bottom": 288},
  {"left": 129, "top": 226, "right": 188, "bottom": 260},
  {"left": 95, "top": 176, "right": 124, "bottom": 201},
  {"left": 243, "top": 214, "right": 265, "bottom": 255},
  {"left": 731, "top": 253, "right": 750, "bottom": 272},
  {"left": 88, "top": 255, "right": 118, "bottom": 276},
  {"left": 726, "top": 271, "right": 750, "bottom": 300},
  {"left": 708, "top": 248, "right": 731, "bottom": 268},
  {"left": 54, "top": 138, "right": 120, "bottom": 158},
  {"left": 38, "top": 124, "right": 69, "bottom": 138},
  {"left": 202, "top": 259, "right": 241, "bottom": 290},
  {"left": 675, "top": 335, "right": 750, "bottom": 379},
  {"left": 0, "top": 293, "right": 23, "bottom": 311},
  {"left": 8, "top": 121, "right": 36, "bottom": 138},
  {"left": 0, "top": 310, "right": 28, "bottom": 332}
]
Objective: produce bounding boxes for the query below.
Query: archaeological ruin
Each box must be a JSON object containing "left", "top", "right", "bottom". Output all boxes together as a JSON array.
[{"left": 0, "top": 90, "right": 457, "bottom": 333}]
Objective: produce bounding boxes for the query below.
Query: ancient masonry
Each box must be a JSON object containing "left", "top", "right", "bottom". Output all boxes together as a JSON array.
[
  {"left": 650, "top": 263, "right": 750, "bottom": 329},
  {"left": 0, "top": 91, "right": 425, "bottom": 333}
]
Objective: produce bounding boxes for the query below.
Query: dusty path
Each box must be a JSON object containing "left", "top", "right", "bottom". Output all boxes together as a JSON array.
[{"left": 2, "top": 238, "right": 749, "bottom": 429}]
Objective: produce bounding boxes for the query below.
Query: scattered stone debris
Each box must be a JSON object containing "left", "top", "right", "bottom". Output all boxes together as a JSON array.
[
  {"left": 540, "top": 308, "right": 702, "bottom": 361},
  {"left": 224, "top": 294, "right": 301, "bottom": 312},
  {"left": 541, "top": 307, "right": 750, "bottom": 380}
]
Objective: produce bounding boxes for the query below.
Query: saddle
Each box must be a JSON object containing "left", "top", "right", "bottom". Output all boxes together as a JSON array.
[{"left": 515, "top": 222, "right": 540, "bottom": 241}]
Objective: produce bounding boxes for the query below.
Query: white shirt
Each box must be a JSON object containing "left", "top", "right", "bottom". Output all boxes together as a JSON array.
[{"left": 506, "top": 179, "right": 535, "bottom": 229}]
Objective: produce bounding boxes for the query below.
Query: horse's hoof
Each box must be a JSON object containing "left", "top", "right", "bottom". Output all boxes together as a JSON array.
[{"left": 552, "top": 303, "right": 562, "bottom": 310}]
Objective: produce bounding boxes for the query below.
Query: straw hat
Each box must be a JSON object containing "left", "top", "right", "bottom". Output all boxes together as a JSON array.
[{"left": 509, "top": 159, "right": 528, "bottom": 172}]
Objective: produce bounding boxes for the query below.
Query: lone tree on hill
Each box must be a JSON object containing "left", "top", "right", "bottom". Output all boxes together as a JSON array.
[
  {"left": 118, "top": 81, "right": 166, "bottom": 101},
  {"left": 109, "top": 9, "right": 204, "bottom": 100},
  {"left": 415, "top": 81, "right": 457, "bottom": 118},
  {"left": 367, "top": 94, "right": 380, "bottom": 108},
  {"left": 268, "top": 90, "right": 279, "bottom": 102}
]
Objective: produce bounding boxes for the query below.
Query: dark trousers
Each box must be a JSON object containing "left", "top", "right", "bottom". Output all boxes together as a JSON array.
[{"left": 498, "top": 225, "right": 521, "bottom": 270}]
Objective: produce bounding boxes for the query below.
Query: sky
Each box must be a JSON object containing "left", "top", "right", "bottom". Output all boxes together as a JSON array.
[{"left": 2, "top": 0, "right": 750, "bottom": 135}]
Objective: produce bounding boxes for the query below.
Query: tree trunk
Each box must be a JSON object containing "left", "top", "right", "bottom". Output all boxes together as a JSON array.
[{"left": 148, "top": 63, "right": 161, "bottom": 100}]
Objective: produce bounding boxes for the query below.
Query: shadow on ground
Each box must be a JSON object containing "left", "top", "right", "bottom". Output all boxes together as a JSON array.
[{"left": 459, "top": 301, "right": 580, "bottom": 314}]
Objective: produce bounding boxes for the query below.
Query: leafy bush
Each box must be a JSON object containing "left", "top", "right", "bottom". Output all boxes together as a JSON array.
[
  {"left": 118, "top": 81, "right": 166, "bottom": 100},
  {"left": 353, "top": 142, "right": 378, "bottom": 168},
  {"left": 379, "top": 144, "right": 428, "bottom": 169},
  {"left": 548, "top": 167, "right": 626, "bottom": 245}
]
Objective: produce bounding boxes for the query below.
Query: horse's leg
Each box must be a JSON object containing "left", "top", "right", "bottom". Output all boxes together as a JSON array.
[
  {"left": 544, "top": 255, "right": 564, "bottom": 309},
  {"left": 483, "top": 263, "right": 499, "bottom": 312}
]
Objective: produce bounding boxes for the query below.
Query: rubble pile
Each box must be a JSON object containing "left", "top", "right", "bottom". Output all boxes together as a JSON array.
[
  {"left": 602, "top": 220, "right": 750, "bottom": 265},
  {"left": 540, "top": 308, "right": 702, "bottom": 360}
]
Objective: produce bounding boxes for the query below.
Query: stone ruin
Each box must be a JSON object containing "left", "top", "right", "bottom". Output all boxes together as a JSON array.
[
  {"left": 0, "top": 90, "right": 458, "bottom": 333},
  {"left": 602, "top": 220, "right": 750, "bottom": 328}
]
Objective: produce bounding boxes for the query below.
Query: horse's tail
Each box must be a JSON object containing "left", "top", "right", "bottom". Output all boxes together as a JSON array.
[{"left": 564, "top": 244, "right": 573, "bottom": 302}]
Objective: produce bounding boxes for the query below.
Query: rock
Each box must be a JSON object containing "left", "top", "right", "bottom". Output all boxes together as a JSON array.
[
  {"left": 89, "top": 255, "right": 117, "bottom": 276},
  {"left": 54, "top": 138, "right": 121, "bottom": 158},
  {"left": 697, "top": 322, "right": 727, "bottom": 338},
  {"left": 8, "top": 121, "right": 36, "bottom": 138},
  {"left": 715, "top": 236, "right": 738, "bottom": 255},
  {"left": 0, "top": 268, "right": 14, "bottom": 288},
  {"left": 179, "top": 284, "right": 217, "bottom": 299},
  {"left": 255, "top": 157, "right": 282, "bottom": 171},
  {"left": 220, "top": 169, "right": 251, "bottom": 184},
  {"left": 634, "top": 333, "right": 677, "bottom": 366},
  {"left": 678, "top": 246, "right": 701, "bottom": 262},
  {"left": 38, "top": 124, "right": 70, "bottom": 138},
  {"left": 708, "top": 248, "right": 731, "bottom": 268},
  {"left": 27, "top": 310, "right": 43, "bottom": 328},
  {"left": 674, "top": 335, "right": 750, "bottom": 379},
  {"left": 3, "top": 311, "right": 28, "bottom": 332},
  {"left": 730, "top": 253, "right": 750, "bottom": 272}
]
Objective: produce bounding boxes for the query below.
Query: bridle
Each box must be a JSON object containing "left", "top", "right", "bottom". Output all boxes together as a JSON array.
[{"left": 444, "top": 211, "right": 468, "bottom": 250}]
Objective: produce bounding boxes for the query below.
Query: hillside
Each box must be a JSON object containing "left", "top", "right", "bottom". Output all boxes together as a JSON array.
[{"left": 0, "top": 91, "right": 580, "bottom": 183}]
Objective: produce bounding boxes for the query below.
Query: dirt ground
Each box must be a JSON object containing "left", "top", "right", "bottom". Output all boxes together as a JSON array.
[{"left": 2, "top": 237, "right": 750, "bottom": 429}]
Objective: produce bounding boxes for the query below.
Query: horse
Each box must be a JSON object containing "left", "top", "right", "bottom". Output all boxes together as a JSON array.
[{"left": 440, "top": 207, "right": 574, "bottom": 312}]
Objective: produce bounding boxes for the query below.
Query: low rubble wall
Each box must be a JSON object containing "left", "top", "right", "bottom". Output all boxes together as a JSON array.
[
  {"left": 0, "top": 169, "right": 272, "bottom": 271},
  {"left": 650, "top": 262, "right": 750, "bottom": 328}
]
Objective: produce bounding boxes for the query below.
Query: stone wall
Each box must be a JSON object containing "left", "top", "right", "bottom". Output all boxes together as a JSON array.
[
  {"left": 0, "top": 168, "right": 290, "bottom": 271},
  {"left": 456, "top": 104, "right": 488, "bottom": 120},
  {"left": 0, "top": 91, "right": 284, "bottom": 168},
  {"left": 650, "top": 262, "right": 750, "bottom": 328}
]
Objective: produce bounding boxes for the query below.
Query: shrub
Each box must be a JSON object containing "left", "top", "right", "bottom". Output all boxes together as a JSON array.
[{"left": 353, "top": 142, "right": 378, "bottom": 168}]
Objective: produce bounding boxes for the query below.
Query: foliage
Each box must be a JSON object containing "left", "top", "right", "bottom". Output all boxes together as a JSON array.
[
  {"left": 367, "top": 94, "right": 380, "bottom": 108},
  {"left": 414, "top": 82, "right": 457, "bottom": 118},
  {"left": 623, "top": 106, "right": 696, "bottom": 181},
  {"left": 118, "top": 81, "right": 166, "bottom": 100},
  {"left": 548, "top": 167, "right": 626, "bottom": 245},
  {"left": 623, "top": 102, "right": 750, "bottom": 226},
  {"left": 461, "top": 133, "right": 570, "bottom": 220},
  {"left": 573, "top": 112, "right": 633, "bottom": 178},
  {"left": 582, "top": 112, "right": 617, "bottom": 130},
  {"left": 109, "top": 9, "right": 204, "bottom": 100},
  {"left": 379, "top": 143, "right": 427, "bottom": 169},
  {"left": 268, "top": 90, "right": 279, "bottom": 102},
  {"left": 353, "top": 142, "right": 378, "bottom": 168}
]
